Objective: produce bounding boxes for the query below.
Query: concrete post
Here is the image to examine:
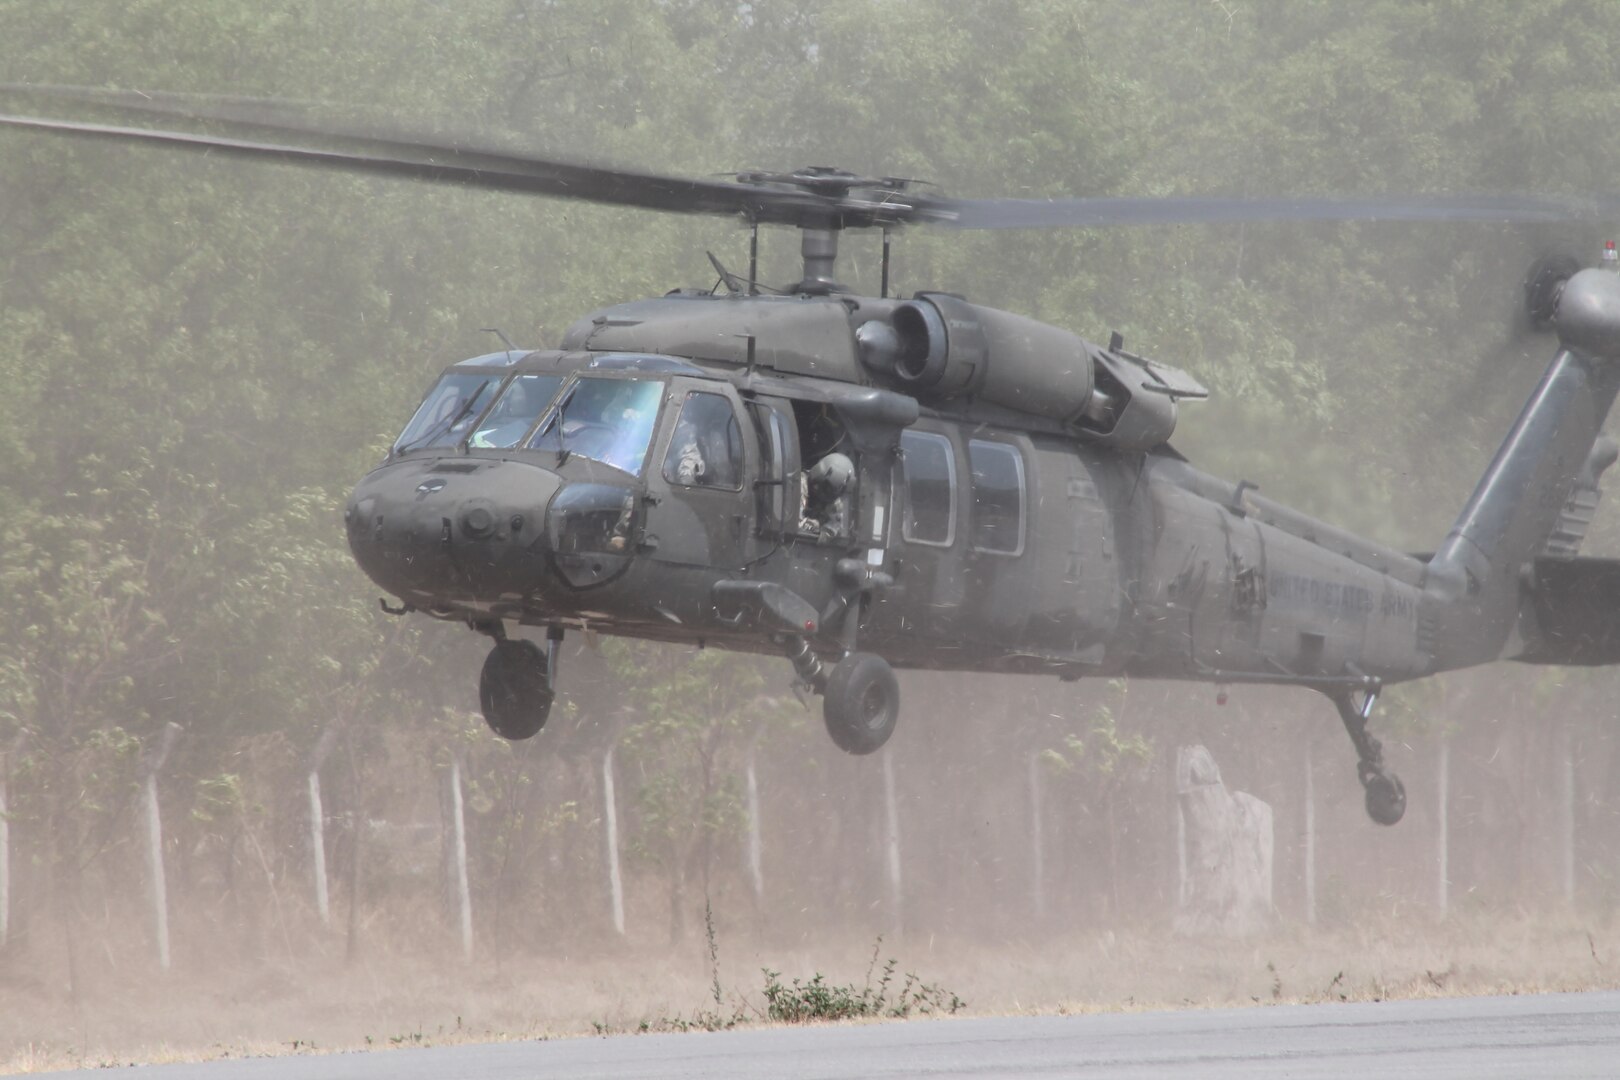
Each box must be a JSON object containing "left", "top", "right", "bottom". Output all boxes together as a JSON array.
[
  {"left": 140, "top": 723, "right": 182, "bottom": 969},
  {"left": 0, "top": 731, "right": 25, "bottom": 947},
  {"left": 602, "top": 746, "right": 625, "bottom": 936},
  {"left": 1304, "top": 739, "right": 1317, "bottom": 926},
  {"left": 745, "top": 747, "right": 765, "bottom": 906},
  {"left": 1029, "top": 752, "right": 1046, "bottom": 922},
  {"left": 1436, "top": 739, "right": 1450, "bottom": 915},
  {"left": 882, "top": 748, "right": 902, "bottom": 940},
  {"left": 306, "top": 723, "right": 340, "bottom": 927},
  {"left": 446, "top": 752, "right": 473, "bottom": 960}
]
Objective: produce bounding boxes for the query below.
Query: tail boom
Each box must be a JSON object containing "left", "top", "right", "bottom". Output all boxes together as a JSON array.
[{"left": 1428, "top": 269, "right": 1620, "bottom": 672}]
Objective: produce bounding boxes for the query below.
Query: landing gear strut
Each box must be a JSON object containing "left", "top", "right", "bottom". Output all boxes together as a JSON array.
[
  {"left": 477, "top": 625, "right": 561, "bottom": 741},
  {"left": 1330, "top": 686, "right": 1406, "bottom": 826}
]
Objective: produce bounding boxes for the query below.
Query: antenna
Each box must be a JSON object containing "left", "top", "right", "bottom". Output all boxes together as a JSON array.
[
  {"left": 481, "top": 327, "right": 517, "bottom": 362},
  {"left": 707, "top": 251, "right": 745, "bottom": 295},
  {"left": 748, "top": 223, "right": 760, "bottom": 296},
  {"left": 881, "top": 227, "right": 892, "bottom": 299}
]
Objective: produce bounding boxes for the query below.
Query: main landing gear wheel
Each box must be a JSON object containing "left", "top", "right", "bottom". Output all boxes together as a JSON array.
[
  {"left": 823, "top": 651, "right": 899, "bottom": 755},
  {"left": 1361, "top": 764, "right": 1407, "bottom": 827},
  {"left": 479, "top": 639, "right": 553, "bottom": 741}
]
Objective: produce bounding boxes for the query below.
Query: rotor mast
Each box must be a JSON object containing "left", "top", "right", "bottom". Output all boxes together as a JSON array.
[
  {"left": 798, "top": 227, "right": 842, "bottom": 294},
  {"left": 733, "top": 166, "right": 923, "bottom": 295}
]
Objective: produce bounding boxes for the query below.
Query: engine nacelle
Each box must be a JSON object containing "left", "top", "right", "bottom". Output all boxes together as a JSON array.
[
  {"left": 856, "top": 293, "right": 1204, "bottom": 449},
  {"left": 858, "top": 292, "right": 1097, "bottom": 425}
]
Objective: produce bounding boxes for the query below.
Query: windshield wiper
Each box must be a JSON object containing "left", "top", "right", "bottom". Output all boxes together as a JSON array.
[{"left": 396, "top": 391, "right": 485, "bottom": 455}]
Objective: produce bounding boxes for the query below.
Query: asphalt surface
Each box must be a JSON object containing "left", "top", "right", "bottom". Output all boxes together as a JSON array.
[{"left": 45, "top": 990, "right": 1620, "bottom": 1079}]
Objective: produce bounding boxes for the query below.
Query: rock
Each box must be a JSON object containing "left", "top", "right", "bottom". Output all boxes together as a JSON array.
[{"left": 1175, "top": 744, "right": 1275, "bottom": 937}]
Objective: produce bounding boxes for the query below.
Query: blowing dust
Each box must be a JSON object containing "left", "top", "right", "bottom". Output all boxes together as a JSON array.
[{"left": 3, "top": 660, "right": 1619, "bottom": 1073}]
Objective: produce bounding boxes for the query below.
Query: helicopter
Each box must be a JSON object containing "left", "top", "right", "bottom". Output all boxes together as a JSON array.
[{"left": 7, "top": 85, "right": 1620, "bottom": 828}]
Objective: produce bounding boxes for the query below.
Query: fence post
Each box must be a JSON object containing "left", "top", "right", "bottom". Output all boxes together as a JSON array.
[
  {"left": 602, "top": 745, "right": 625, "bottom": 936},
  {"left": 0, "top": 730, "right": 26, "bottom": 948},
  {"left": 1436, "top": 739, "right": 1450, "bottom": 915},
  {"left": 141, "top": 723, "right": 182, "bottom": 970},
  {"left": 1303, "top": 739, "right": 1316, "bottom": 926},
  {"left": 1560, "top": 722, "right": 1577, "bottom": 905},
  {"left": 1028, "top": 752, "right": 1046, "bottom": 923},
  {"left": 882, "top": 748, "right": 902, "bottom": 941},
  {"left": 745, "top": 745, "right": 765, "bottom": 907},
  {"left": 306, "top": 723, "right": 340, "bottom": 927},
  {"left": 444, "top": 750, "right": 473, "bottom": 960}
]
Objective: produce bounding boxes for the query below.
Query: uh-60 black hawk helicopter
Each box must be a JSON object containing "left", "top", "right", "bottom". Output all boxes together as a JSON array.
[{"left": 8, "top": 85, "right": 1620, "bottom": 828}]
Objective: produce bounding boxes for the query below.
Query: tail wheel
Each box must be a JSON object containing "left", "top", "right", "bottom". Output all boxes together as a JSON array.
[
  {"left": 1524, "top": 253, "right": 1581, "bottom": 330},
  {"left": 479, "top": 639, "right": 553, "bottom": 741},
  {"left": 1361, "top": 767, "right": 1407, "bottom": 827},
  {"left": 822, "top": 651, "right": 899, "bottom": 755}
]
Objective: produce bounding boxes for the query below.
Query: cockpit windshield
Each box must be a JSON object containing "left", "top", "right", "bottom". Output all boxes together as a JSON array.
[
  {"left": 528, "top": 376, "right": 664, "bottom": 476},
  {"left": 468, "top": 374, "right": 565, "bottom": 449},
  {"left": 393, "top": 371, "right": 501, "bottom": 454}
]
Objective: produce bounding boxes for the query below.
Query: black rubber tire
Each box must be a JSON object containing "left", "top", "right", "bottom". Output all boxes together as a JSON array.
[
  {"left": 1363, "top": 769, "right": 1407, "bottom": 827},
  {"left": 479, "top": 639, "right": 553, "bottom": 741},
  {"left": 1524, "top": 253, "right": 1581, "bottom": 330},
  {"left": 822, "top": 651, "right": 900, "bottom": 755}
]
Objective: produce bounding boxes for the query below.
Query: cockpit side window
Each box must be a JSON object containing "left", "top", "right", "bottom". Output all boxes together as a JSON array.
[
  {"left": 468, "top": 374, "right": 565, "bottom": 449},
  {"left": 900, "top": 430, "right": 956, "bottom": 547},
  {"left": 394, "top": 372, "right": 501, "bottom": 454},
  {"left": 527, "top": 376, "right": 664, "bottom": 476},
  {"left": 662, "top": 392, "right": 745, "bottom": 490}
]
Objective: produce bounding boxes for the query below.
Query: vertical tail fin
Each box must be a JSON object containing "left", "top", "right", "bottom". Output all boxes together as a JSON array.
[{"left": 1429, "top": 269, "right": 1620, "bottom": 671}]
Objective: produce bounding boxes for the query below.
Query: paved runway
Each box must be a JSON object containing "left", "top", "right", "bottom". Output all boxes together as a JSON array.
[{"left": 45, "top": 990, "right": 1620, "bottom": 1078}]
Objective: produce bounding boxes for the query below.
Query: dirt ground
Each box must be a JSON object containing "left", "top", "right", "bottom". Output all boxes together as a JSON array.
[{"left": 3, "top": 908, "right": 1618, "bottom": 1074}]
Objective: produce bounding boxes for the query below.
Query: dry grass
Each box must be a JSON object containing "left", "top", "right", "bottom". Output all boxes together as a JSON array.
[{"left": 3, "top": 907, "right": 1618, "bottom": 1074}]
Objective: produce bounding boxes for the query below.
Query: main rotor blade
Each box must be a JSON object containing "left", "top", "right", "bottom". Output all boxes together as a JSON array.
[
  {"left": 0, "top": 111, "right": 817, "bottom": 223},
  {"left": 4, "top": 84, "right": 1617, "bottom": 231},
  {"left": 940, "top": 194, "right": 1620, "bottom": 228}
]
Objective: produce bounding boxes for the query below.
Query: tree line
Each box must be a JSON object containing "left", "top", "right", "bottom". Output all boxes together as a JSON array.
[{"left": 3, "top": 0, "right": 1620, "bottom": 973}]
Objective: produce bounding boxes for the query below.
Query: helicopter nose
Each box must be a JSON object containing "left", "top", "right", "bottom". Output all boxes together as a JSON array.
[{"left": 344, "top": 457, "right": 563, "bottom": 607}]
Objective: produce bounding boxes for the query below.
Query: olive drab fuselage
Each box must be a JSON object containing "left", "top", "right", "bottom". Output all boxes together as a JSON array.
[
  {"left": 346, "top": 292, "right": 1443, "bottom": 689},
  {"left": 345, "top": 270, "right": 1620, "bottom": 828}
]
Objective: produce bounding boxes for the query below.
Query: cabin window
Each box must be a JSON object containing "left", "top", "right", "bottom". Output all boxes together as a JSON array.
[
  {"left": 468, "top": 373, "right": 565, "bottom": 448},
  {"left": 527, "top": 376, "right": 664, "bottom": 476},
  {"left": 968, "top": 439, "right": 1025, "bottom": 555},
  {"left": 393, "top": 371, "right": 501, "bottom": 454},
  {"left": 663, "top": 392, "right": 746, "bottom": 490},
  {"left": 900, "top": 430, "right": 956, "bottom": 547}
]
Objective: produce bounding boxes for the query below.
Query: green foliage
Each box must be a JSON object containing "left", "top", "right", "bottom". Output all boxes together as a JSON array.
[
  {"left": 3, "top": 1, "right": 1620, "bottom": 923},
  {"left": 1043, "top": 680, "right": 1153, "bottom": 781},
  {"left": 631, "top": 933, "right": 965, "bottom": 1033},
  {"left": 762, "top": 940, "right": 965, "bottom": 1023},
  {"left": 609, "top": 643, "right": 782, "bottom": 859}
]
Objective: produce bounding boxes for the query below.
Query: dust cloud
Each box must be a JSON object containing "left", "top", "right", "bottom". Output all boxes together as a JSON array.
[{"left": 3, "top": 655, "right": 1619, "bottom": 1072}]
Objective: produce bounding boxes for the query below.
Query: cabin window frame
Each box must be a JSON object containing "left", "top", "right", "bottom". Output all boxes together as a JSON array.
[
  {"left": 746, "top": 398, "right": 800, "bottom": 536},
  {"left": 967, "top": 437, "right": 1027, "bottom": 557},
  {"left": 899, "top": 429, "right": 958, "bottom": 548}
]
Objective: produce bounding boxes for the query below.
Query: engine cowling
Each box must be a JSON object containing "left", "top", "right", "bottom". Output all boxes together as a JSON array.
[{"left": 858, "top": 292, "right": 1096, "bottom": 424}]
